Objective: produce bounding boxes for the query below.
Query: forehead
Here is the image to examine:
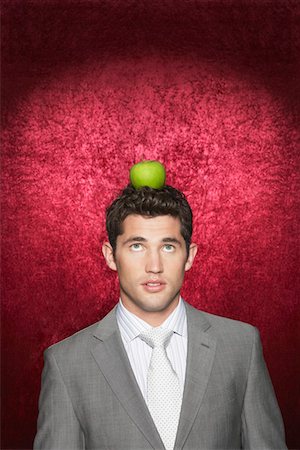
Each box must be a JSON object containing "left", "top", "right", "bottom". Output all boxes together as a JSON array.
[{"left": 119, "top": 214, "right": 182, "bottom": 239}]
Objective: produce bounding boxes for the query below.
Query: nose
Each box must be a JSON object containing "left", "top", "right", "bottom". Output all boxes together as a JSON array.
[{"left": 145, "top": 250, "right": 163, "bottom": 274}]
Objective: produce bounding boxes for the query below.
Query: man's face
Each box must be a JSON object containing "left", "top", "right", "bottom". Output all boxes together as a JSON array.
[{"left": 103, "top": 214, "right": 197, "bottom": 324}]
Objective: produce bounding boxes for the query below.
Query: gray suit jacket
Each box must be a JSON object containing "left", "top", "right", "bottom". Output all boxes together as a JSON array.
[{"left": 34, "top": 302, "right": 286, "bottom": 449}]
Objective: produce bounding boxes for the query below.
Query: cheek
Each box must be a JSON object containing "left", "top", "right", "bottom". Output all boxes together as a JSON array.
[
  {"left": 166, "top": 260, "right": 186, "bottom": 277},
  {"left": 117, "top": 256, "right": 142, "bottom": 277}
]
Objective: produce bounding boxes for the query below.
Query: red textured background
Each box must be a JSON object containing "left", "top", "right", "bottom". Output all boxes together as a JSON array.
[{"left": 1, "top": 1, "right": 300, "bottom": 449}]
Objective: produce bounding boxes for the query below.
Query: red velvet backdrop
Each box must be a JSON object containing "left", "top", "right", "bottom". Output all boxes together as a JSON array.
[{"left": 1, "top": 1, "right": 300, "bottom": 448}]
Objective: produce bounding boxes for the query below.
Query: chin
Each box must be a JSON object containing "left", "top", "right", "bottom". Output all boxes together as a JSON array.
[
  {"left": 139, "top": 297, "right": 179, "bottom": 313},
  {"left": 141, "top": 304, "right": 168, "bottom": 313}
]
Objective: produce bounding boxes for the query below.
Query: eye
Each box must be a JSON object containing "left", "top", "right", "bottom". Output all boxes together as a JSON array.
[
  {"left": 163, "top": 244, "right": 175, "bottom": 252},
  {"left": 130, "top": 243, "right": 143, "bottom": 251}
]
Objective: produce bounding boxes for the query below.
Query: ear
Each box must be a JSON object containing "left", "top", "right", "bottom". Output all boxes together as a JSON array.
[
  {"left": 184, "top": 243, "right": 198, "bottom": 271},
  {"left": 102, "top": 242, "right": 117, "bottom": 271}
]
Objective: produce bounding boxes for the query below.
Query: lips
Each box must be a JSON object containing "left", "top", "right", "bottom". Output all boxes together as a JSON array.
[
  {"left": 142, "top": 279, "right": 166, "bottom": 286},
  {"left": 142, "top": 280, "right": 166, "bottom": 292}
]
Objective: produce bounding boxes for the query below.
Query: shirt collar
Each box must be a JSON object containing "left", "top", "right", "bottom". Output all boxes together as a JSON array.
[{"left": 116, "top": 296, "right": 186, "bottom": 344}]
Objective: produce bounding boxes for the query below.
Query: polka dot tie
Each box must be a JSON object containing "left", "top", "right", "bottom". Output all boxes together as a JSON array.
[{"left": 139, "top": 328, "right": 182, "bottom": 450}]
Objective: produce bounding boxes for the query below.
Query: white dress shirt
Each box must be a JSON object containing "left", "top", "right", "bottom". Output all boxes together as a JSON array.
[{"left": 116, "top": 296, "right": 187, "bottom": 401}]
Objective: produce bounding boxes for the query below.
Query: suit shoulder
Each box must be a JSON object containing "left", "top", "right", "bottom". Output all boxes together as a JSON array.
[
  {"left": 204, "top": 310, "right": 256, "bottom": 334},
  {"left": 186, "top": 304, "right": 259, "bottom": 361},
  {"left": 45, "top": 320, "right": 99, "bottom": 357},
  {"left": 186, "top": 302, "right": 257, "bottom": 340},
  {"left": 44, "top": 305, "right": 117, "bottom": 359}
]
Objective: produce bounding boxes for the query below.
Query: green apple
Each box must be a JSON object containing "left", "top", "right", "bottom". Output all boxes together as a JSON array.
[{"left": 130, "top": 160, "right": 166, "bottom": 189}]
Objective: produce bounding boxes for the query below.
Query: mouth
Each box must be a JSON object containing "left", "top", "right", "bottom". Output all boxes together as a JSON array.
[{"left": 142, "top": 281, "right": 166, "bottom": 292}]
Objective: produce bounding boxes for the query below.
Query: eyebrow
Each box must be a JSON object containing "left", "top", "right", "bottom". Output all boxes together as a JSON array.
[{"left": 122, "top": 236, "right": 182, "bottom": 246}]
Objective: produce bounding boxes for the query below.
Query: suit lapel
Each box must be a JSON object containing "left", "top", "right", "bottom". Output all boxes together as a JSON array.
[
  {"left": 91, "top": 307, "right": 165, "bottom": 450},
  {"left": 175, "top": 302, "right": 217, "bottom": 449}
]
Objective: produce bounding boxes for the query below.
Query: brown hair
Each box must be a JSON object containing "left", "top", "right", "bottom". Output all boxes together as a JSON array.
[{"left": 106, "top": 184, "right": 193, "bottom": 256}]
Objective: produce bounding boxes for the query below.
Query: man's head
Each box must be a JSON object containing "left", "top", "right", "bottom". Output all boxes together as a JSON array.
[
  {"left": 102, "top": 184, "right": 197, "bottom": 325},
  {"left": 105, "top": 184, "right": 193, "bottom": 257}
]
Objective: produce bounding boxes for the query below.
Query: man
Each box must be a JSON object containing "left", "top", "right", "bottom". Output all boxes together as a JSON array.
[{"left": 34, "top": 184, "right": 286, "bottom": 449}]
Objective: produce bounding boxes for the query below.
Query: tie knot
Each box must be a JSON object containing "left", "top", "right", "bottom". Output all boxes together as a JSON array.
[{"left": 139, "top": 327, "right": 173, "bottom": 349}]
